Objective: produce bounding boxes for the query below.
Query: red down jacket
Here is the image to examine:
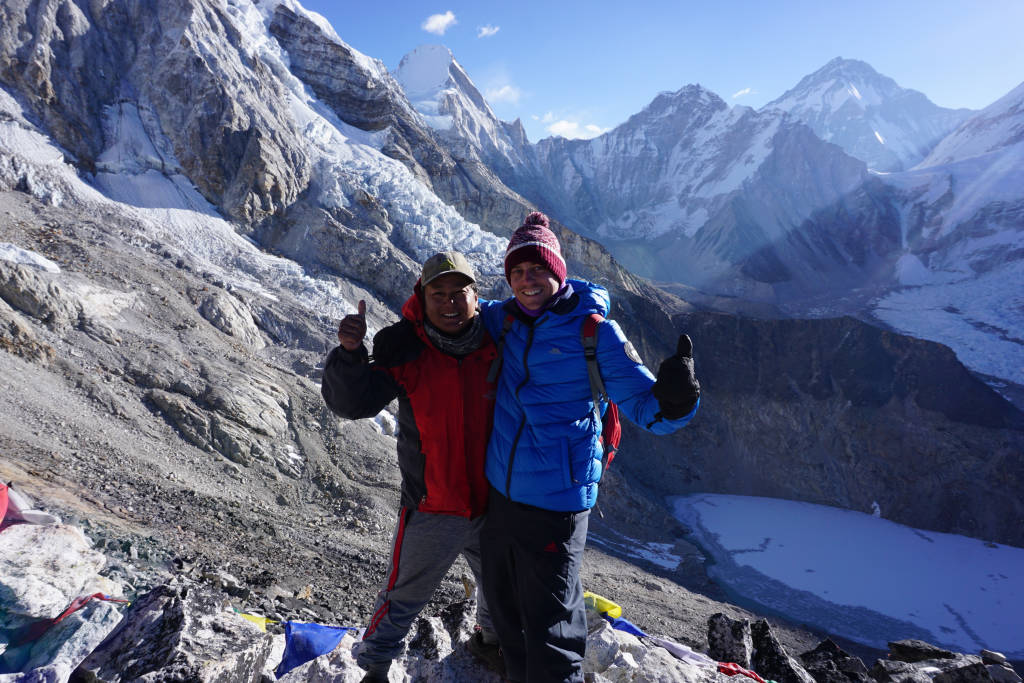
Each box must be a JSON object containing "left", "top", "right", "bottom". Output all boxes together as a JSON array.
[{"left": 321, "top": 287, "right": 496, "bottom": 518}]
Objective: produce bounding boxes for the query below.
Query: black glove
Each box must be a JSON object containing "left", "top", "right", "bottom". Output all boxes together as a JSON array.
[{"left": 653, "top": 334, "right": 701, "bottom": 419}]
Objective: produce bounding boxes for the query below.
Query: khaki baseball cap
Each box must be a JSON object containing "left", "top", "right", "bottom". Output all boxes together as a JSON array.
[{"left": 421, "top": 251, "right": 476, "bottom": 286}]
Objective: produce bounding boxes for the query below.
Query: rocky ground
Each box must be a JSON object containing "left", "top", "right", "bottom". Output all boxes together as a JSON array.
[{"left": 0, "top": 186, "right": 845, "bottom": 671}]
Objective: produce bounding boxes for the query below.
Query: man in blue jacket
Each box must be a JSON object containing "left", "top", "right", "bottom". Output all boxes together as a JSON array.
[{"left": 479, "top": 212, "right": 700, "bottom": 683}]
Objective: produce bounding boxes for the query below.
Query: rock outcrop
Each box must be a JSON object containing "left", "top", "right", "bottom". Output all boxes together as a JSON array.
[
  {"left": 0, "top": 260, "right": 81, "bottom": 331},
  {"left": 76, "top": 578, "right": 274, "bottom": 682},
  {"left": 800, "top": 639, "right": 872, "bottom": 683},
  {"left": 198, "top": 290, "right": 265, "bottom": 351},
  {"left": 5, "top": 531, "right": 1019, "bottom": 683},
  {"left": 0, "top": 523, "right": 124, "bottom": 679},
  {"left": 0, "top": 297, "right": 54, "bottom": 363}
]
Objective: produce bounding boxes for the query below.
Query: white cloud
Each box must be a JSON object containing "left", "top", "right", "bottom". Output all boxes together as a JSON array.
[
  {"left": 477, "top": 25, "right": 500, "bottom": 38},
  {"left": 422, "top": 11, "right": 456, "bottom": 35},
  {"left": 485, "top": 85, "right": 521, "bottom": 104},
  {"left": 546, "top": 119, "right": 609, "bottom": 140},
  {"left": 731, "top": 87, "right": 753, "bottom": 99}
]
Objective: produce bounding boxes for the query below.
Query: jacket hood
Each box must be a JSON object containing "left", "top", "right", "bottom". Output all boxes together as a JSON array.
[
  {"left": 562, "top": 279, "right": 609, "bottom": 318},
  {"left": 401, "top": 280, "right": 431, "bottom": 345}
]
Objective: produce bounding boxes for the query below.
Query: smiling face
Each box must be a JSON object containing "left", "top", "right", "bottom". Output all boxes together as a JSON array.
[
  {"left": 422, "top": 272, "right": 478, "bottom": 334},
  {"left": 508, "top": 260, "right": 561, "bottom": 311}
]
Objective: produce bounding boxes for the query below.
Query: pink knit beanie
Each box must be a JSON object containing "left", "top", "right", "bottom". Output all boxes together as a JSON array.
[{"left": 504, "top": 212, "right": 567, "bottom": 284}]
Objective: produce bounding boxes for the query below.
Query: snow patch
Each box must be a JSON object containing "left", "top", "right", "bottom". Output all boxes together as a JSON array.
[
  {"left": 0, "top": 243, "right": 61, "bottom": 273},
  {"left": 894, "top": 253, "right": 931, "bottom": 286},
  {"left": 96, "top": 102, "right": 180, "bottom": 177},
  {"left": 673, "top": 493, "right": 1024, "bottom": 657},
  {"left": 394, "top": 44, "right": 453, "bottom": 98},
  {"left": 872, "top": 257, "right": 1024, "bottom": 386},
  {"left": 371, "top": 410, "right": 397, "bottom": 437},
  {"left": 69, "top": 283, "right": 137, "bottom": 319},
  {"left": 588, "top": 528, "right": 682, "bottom": 571}
]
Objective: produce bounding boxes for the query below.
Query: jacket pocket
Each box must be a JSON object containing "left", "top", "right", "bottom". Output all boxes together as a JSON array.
[{"left": 558, "top": 437, "right": 575, "bottom": 489}]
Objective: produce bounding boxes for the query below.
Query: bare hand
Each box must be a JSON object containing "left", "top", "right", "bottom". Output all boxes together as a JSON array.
[{"left": 337, "top": 300, "right": 367, "bottom": 351}]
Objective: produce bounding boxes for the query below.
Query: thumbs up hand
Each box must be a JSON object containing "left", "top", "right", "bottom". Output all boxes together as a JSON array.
[
  {"left": 652, "top": 333, "right": 701, "bottom": 419},
  {"left": 337, "top": 300, "right": 367, "bottom": 351}
]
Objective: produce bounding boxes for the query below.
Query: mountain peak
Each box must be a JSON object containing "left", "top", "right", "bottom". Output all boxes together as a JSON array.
[
  {"left": 769, "top": 57, "right": 900, "bottom": 112},
  {"left": 643, "top": 84, "right": 727, "bottom": 116},
  {"left": 818, "top": 56, "right": 882, "bottom": 79},
  {"left": 763, "top": 57, "right": 971, "bottom": 170},
  {"left": 394, "top": 44, "right": 456, "bottom": 97}
]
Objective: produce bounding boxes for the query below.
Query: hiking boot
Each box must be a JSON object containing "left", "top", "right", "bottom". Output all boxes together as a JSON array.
[
  {"left": 466, "top": 630, "right": 505, "bottom": 675},
  {"left": 359, "top": 672, "right": 389, "bottom": 683}
]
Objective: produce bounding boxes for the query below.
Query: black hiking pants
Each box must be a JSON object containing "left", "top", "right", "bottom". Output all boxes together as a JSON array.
[{"left": 481, "top": 486, "right": 589, "bottom": 683}]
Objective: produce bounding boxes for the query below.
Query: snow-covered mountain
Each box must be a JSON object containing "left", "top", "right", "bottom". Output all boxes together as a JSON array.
[
  {"left": 485, "top": 83, "right": 882, "bottom": 303},
  {"left": 394, "top": 45, "right": 526, "bottom": 173},
  {"left": 764, "top": 58, "right": 972, "bottom": 172},
  {"left": 917, "top": 80, "right": 1024, "bottom": 167},
  {"left": 867, "top": 82, "right": 1024, "bottom": 390},
  {"left": 395, "top": 52, "right": 1020, "bottom": 395}
]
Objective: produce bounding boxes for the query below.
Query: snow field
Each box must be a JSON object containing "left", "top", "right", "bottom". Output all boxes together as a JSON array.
[{"left": 673, "top": 493, "right": 1024, "bottom": 657}]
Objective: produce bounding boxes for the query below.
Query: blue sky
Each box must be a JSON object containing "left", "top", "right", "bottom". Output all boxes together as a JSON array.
[{"left": 296, "top": 0, "right": 1024, "bottom": 143}]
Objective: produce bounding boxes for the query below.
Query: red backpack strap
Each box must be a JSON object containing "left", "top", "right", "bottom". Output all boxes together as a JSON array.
[
  {"left": 582, "top": 314, "right": 609, "bottom": 441},
  {"left": 581, "top": 314, "right": 608, "bottom": 417},
  {"left": 486, "top": 313, "right": 516, "bottom": 383},
  {"left": 582, "top": 315, "right": 622, "bottom": 471}
]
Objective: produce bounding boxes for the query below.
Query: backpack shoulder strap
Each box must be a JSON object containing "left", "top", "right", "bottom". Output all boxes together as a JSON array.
[
  {"left": 581, "top": 313, "right": 607, "bottom": 421},
  {"left": 486, "top": 313, "right": 516, "bottom": 383}
]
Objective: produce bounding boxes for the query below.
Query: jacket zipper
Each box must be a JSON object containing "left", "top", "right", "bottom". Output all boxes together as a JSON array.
[{"left": 505, "top": 324, "right": 535, "bottom": 498}]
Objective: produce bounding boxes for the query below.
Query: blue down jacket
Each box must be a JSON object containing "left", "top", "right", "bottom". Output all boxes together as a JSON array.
[{"left": 481, "top": 279, "right": 698, "bottom": 511}]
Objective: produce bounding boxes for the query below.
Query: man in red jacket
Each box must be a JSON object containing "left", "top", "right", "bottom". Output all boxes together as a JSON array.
[{"left": 321, "top": 251, "right": 500, "bottom": 682}]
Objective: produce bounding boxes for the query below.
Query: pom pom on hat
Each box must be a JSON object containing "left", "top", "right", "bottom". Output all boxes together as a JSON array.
[
  {"left": 522, "top": 212, "right": 549, "bottom": 228},
  {"left": 504, "top": 211, "right": 566, "bottom": 284}
]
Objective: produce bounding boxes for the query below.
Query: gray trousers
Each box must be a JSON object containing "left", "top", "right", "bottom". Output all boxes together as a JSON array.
[{"left": 357, "top": 507, "right": 493, "bottom": 673}]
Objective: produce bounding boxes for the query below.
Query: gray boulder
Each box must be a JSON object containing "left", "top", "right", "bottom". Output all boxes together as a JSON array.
[
  {"left": 147, "top": 388, "right": 269, "bottom": 466},
  {"left": 198, "top": 291, "right": 265, "bottom": 351},
  {"left": 0, "top": 522, "right": 125, "bottom": 679},
  {"left": 0, "top": 298, "right": 54, "bottom": 363},
  {"left": 0, "top": 261, "right": 81, "bottom": 331},
  {"left": 1, "top": 600, "right": 123, "bottom": 681},
  {"left": 708, "top": 612, "right": 753, "bottom": 667},
  {"left": 751, "top": 619, "right": 816, "bottom": 683},
  {"left": 147, "top": 388, "right": 215, "bottom": 453},
  {"left": 799, "top": 639, "right": 871, "bottom": 683},
  {"left": 888, "top": 640, "right": 957, "bottom": 663},
  {"left": 0, "top": 524, "right": 116, "bottom": 619},
  {"left": 75, "top": 578, "right": 273, "bottom": 682},
  {"left": 869, "top": 655, "right": 991, "bottom": 683},
  {"left": 202, "top": 371, "right": 289, "bottom": 440}
]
